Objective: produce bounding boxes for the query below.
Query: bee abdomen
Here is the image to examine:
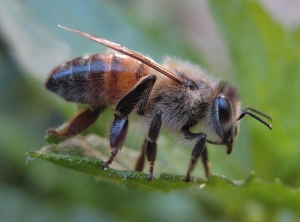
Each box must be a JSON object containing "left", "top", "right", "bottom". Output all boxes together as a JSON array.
[
  {"left": 46, "top": 54, "right": 93, "bottom": 103},
  {"left": 46, "top": 53, "right": 148, "bottom": 105}
]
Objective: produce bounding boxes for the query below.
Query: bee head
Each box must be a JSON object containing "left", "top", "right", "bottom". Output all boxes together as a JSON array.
[
  {"left": 209, "top": 83, "right": 240, "bottom": 154},
  {"left": 208, "top": 82, "right": 272, "bottom": 154}
]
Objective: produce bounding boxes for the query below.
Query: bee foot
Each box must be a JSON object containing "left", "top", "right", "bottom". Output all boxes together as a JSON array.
[
  {"left": 101, "top": 162, "right": 110, "bottom": 169},
  {"left": 146, "top": 173, "right": 153, "bottom": 181}
]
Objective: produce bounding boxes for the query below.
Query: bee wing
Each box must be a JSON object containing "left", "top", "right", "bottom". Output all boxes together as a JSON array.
[{"left": 58, "top": 25, "right": 182, "bottom": 84}]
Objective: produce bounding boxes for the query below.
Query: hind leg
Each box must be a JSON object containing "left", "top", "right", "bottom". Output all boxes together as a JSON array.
[
  {"left": 47, "top": 105, "right": 106, "bottom": 138},
  {"left": 102, "top": 75, "right": 156, "bottom": 168}
]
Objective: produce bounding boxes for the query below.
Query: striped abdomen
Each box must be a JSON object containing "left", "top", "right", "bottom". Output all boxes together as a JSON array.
[{"left": 46, "top": 53, "right": 149, "bottom": 105}]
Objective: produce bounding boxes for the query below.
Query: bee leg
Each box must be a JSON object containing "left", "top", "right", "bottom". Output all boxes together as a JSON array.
[
  {"left": 102, "top": 114, "right": 129, "bottom": 168},
  {"left": 102, "top": 75, "right": 157, "bottom": 169},
  {"left": 135, "top": 139, "right": 147, "bottom": 172},
  {"left": 201, "top": 145, "right": 210, "bottom": 178},
  {"left": 47, "top": 105, "right": 106, "bottom": 138},
  {"left": 115, "top": 75, "right": 157, "bottom": 117},
  {"left": 185, "top": 133, "right": 207, "bottom": 182},
  {"left": 145, "top": 110, "right": 162, "bottom": 181}
]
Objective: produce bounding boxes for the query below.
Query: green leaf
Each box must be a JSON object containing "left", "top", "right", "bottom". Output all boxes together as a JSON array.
[
  {"left": 28, "top": 151, "right": 196, "bottom": 192},
  {"left": 29, "top": 132, "right": 300, "bottom": 214},
  {"left": 29, "top": 135, "right": 206, "bottom": 192}
]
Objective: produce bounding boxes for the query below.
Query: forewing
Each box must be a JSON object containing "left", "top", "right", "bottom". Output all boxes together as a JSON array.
[{"left": 58, "top": 25, "right": 182, "bottom": 84}]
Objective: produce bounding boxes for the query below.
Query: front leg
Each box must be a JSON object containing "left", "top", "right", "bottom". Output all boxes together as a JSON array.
[
  {"left": 200, "top": 145, "right": 210, "bottom": 179},
  {"left": 102, "top": 75, "right": 156, "bottom": 168},
  {"left": 183, "top": 129, "right": 209, "bottom": 182}
]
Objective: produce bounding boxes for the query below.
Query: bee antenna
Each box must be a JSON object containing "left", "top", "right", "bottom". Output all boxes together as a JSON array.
[{"left": 237, "top": 107, "right": 272, "bottom": 130}]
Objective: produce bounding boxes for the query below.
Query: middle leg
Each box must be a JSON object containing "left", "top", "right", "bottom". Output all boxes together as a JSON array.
[
  {"left": 145, "top": 110, "right": 162, "bottom": 181},
  {"left": 135, "top": 138, "right": 147, "bottom": 172},
  {"left": 134, "top": 110, "right": 163, "bottom": 181}
]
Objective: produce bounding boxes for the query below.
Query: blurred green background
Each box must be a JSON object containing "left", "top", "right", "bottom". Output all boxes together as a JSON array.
[{"left": 1, "top": 0, "right": 300, "bottom": 221}]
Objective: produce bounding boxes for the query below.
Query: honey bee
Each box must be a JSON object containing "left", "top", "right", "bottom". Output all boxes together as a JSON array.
[{"left": 46, "top": 25, "right": 272, "bottom": 182}]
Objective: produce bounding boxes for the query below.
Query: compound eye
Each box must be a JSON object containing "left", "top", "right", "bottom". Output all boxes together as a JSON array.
[
  {"left": 185, "top": 81, "right": 197, "bottom": 90},
  {"left": 217, "top": 95, "right": 231, "bottom": 123}
]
